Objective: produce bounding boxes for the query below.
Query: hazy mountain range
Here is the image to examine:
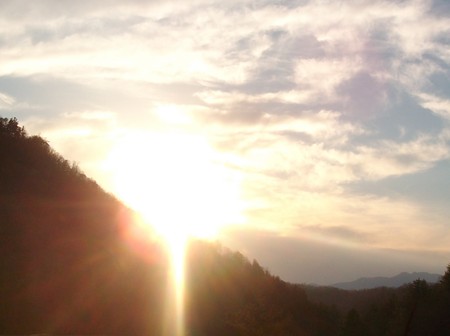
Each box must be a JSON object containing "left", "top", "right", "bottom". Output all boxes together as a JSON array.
[{"left": 332, "top": 272, "right": 442, "bottom": 290}]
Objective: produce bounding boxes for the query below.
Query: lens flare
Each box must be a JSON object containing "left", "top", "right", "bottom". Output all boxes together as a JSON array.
[
  {"left": 104, "top": 130, "right": 245, "bottom": 335},
  {"left": 170, "top": 234, "right": 186, "bottom": 336}
]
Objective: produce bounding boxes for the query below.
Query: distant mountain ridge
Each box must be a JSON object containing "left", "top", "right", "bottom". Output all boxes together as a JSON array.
[{"left": 332, "top": 272, "right": 442, "bottom": 290}]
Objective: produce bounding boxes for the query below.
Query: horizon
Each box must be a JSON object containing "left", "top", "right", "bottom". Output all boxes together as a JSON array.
[{"left": 1, "top": 0, "right": 450, "bottom": 285}]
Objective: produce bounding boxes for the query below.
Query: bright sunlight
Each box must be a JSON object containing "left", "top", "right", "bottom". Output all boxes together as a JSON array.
[
  {"left": 105, "top": 129, "right": 244, "bottom": 335},
  {"left": 106, "top": 130, "right": 244, "bottom": 241}
]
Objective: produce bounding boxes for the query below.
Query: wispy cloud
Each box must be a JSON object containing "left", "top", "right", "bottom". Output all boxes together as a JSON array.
[{"left": 0, "top": 92, "right": 15, "bottom": 108}]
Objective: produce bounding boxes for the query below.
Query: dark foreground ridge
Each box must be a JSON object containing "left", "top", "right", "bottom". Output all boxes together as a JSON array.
[
  {"left": 0, "top": 117, "right": 338, "bottom": 335},
  {"left": 0, "top": 117, "right": 167, "bottom": 334},
  {"left": 1, "top": 117, "right": 450, "bottom": 336}
]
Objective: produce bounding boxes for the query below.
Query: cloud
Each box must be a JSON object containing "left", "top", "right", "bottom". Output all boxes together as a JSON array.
[
  {"left": 419, "top": 93, "right": 450, "bottom": 119},
  {"left": 1, "top": 0, "right": 450, "bottom": 282},
  {"left": 0, "top": 91, "right": 15, "bottom": 108},
  {"left": 220, "top": 226, "right": 448, "bottom": 284},
  {"left": 295, "top": 58, "right": 362, "bottom": 101},
  {"left": 0, "top": 1, "right": 285, "bottom": 84},
  {"left": 347, "top": 159, "right": 450, "bottom": 206},
  {"left": 301, "top": 224, "right": 374, "bottom": 244}
]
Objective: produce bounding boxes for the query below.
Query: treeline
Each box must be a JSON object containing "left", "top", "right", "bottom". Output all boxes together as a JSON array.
[
  {"left": 303, "top": 272, "right": 450, "bottom": 336},
  {"left": 185, "top": 240, "right": 339, "bottom": 335},
  {"left": 1, "top": 117, "right": 449, "bottom": 335}
]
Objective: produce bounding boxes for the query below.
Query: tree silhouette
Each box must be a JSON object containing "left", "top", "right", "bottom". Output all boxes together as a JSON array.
[{"left": 0, "top": 117, "right": 26, "bottom": 137}]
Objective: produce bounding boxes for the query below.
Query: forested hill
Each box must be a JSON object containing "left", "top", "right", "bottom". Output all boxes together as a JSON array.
[
  {"left": 0, "top": 117, "right": 339, "bottom": 335},
  {"left": 2, "top": 117, "right": 450, "bottom": 336},
  {"left": 0, "top": 117, "right": 167, "bottom": 334}
]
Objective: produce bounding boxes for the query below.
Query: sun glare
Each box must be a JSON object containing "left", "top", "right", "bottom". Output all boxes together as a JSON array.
[
  {"left": 105, "top": 129, "right": 244, "bottom": 335},
  {"left": 106, "top": 130, "right": 243, "bottom": 241}
]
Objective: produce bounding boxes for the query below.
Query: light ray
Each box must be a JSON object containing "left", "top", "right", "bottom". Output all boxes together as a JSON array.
[
  {"left": 104, "top": 129, "right": 245, "bottom": 336},
  {"left": 161, "top": 233, "right": 187, "bottom": 336},
  {"left": 171, "top": 234, "right": 186, "bottom": 336}
]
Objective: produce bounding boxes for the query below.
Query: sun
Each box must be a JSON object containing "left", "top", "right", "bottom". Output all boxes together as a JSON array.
[
  {"left": 103, "top": 126, "right": 245, "bottom": 334},
  {"left": 105, "top": 129, "right": 245, "bottom": 333},
  {"left": 105, "top": 130, "right": 244, "bottom": 243}
]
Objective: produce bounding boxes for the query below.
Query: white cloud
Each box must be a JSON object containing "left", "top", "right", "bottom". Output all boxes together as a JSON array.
[
  {"left": 0, "top": 1, "right": 281, "bottom": 85},
  {"left": 0, "top": 0, "right": 446, "bottom": 93},
  {"left": 418, "top": 93, "right": 450, "bottom": 119},
  {"left": 0, "top": 92, "right": 15, "bottom": 108},
  {"left": 352, "top": 135, "right": 450, "bottom": 180},
  {"left": 196, "top": 89, "right": 317, "bottom": 105},
  {"left": 63, "top": 110, "right": 116, "bottom": 121}
]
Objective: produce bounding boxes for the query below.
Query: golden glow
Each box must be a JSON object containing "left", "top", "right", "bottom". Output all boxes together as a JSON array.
[
  {"left": 161, "top": 233, "right": 187, "bottom": 336},
  {"left": 169, "top": 234, "right": 186, "bottom": 336},
  {"left": 106, "top": 130, "right": 243, "bottom": 240},
  {"left": 105, "top": 129, "right": 244, "bottom": 335}
]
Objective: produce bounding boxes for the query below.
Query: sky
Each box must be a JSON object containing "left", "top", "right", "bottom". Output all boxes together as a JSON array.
[{"left": 1, "top": 0, "right": 450, "bottom": 285}]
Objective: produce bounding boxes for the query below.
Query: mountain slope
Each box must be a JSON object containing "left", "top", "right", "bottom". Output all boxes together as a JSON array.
[
  {"left": 0, "top": 117, "right": 167, "bottom": 334},
  {"left": 0, "top": 117, "right": 342, "bottom": 335},
  {"left": 332, "top": 272, "right": 442, "bottom": 290}
]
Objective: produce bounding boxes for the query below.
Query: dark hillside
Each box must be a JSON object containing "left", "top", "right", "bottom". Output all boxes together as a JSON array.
[
  {"left": 0, "top": 117, "right": 166, "bottom": 335},
  {"left": 302, "top": 285, "right": 398, "bottom": 313},
  {"left": 303, "top": 274, "right": 450, "bottom": 336},
  {"left": 0, "top": 117, "right": 344, "bottom": 335},
  {"left": 0, "top": 117, "right": 342, "bottom": 335},
  {"left": 186, "top": 240, "right": 340, "bottom": 336}
]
